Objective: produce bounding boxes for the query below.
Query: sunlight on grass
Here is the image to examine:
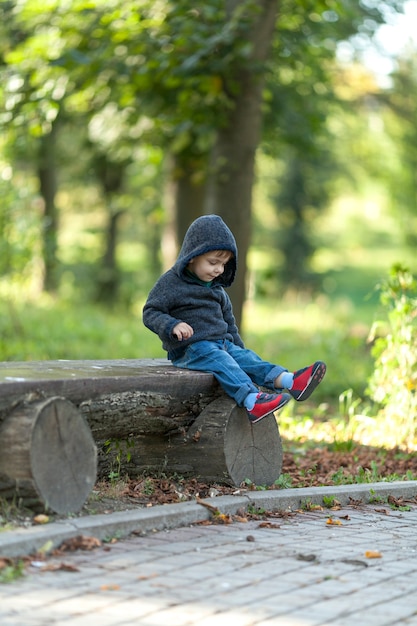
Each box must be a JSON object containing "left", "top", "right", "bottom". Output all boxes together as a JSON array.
[
  {"left": 242, "top": 295, "right": 373, "bottom": 400},
  {"left": 278, "top": 401, "right": 417, "bottom": 452},
  {"left": 0, "top": 291, "right": 164, "bottom": 361}
]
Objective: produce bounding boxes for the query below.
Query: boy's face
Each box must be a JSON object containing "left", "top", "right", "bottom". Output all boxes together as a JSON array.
[{"left": 187, "top": 250, "right": 232, "bottom": 283}]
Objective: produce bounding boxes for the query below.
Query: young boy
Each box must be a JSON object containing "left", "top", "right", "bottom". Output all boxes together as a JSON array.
[{"left": 143, "top": 214, "right": 326, "bottom": 423}]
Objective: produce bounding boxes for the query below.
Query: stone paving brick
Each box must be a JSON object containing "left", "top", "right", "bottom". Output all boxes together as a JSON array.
[{"left": 2, "top": 499, "right": 417, "bottom": 625}]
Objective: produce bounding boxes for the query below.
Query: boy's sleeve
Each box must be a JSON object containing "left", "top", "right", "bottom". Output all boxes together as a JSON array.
[
  {"left": 142, "top": 277, "right": 181, "bottom": 341},
  {"left": 222, "top": 291, "right": 245, "bottom": 348}
]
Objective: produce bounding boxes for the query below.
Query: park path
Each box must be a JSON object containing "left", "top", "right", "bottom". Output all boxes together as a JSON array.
[{"left": 1, "top": 499, "right": 417, "bottom": 625}]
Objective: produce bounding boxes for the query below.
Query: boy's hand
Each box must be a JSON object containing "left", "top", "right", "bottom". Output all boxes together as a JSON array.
[{"left": 173, "top": 322, "right": 194, "bottom": 341}]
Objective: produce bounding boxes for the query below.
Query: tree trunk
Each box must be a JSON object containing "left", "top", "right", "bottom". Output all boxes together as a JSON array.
[
  {"left": 278, "top": 156, "right": 314, "bottom": 288},
  {"left": 94, "top": 156, "right": 128, "bottom": 303},
  {"left": 96, "top": 209, "right": 125, "bottom": 302},
  {"left": 173, "top": 153, "right": 207, "bottom": 244},
  {"left": 38, "top": 123, "right": 59, "bottom": 292},
  {"left": 0, "top": 397, "right": 97, "bottom": 513},
  {"left": 206, "top": 0, "right": 278, "bottom": 327}
]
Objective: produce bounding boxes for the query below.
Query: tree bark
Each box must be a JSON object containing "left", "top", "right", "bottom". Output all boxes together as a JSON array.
[
  {"left": 96, "top": 208, "right": 125, "bottom": 303},
  {"left": 173, "top": 152, "right": 207, "bottom": 244},
  {"left": 206, "top": 0, "right": 278, "bottom": 327},
  {"left": 93, "top": 156, "right": 128, "bottom": 303},
  {"left": 38, "top": 123, "right": 59, "bottom": 292},
  {"left": 91, "top": 393, "right": 282, "bottom": 486}
]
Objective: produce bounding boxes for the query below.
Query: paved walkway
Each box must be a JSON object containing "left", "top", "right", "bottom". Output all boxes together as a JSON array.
[{"left": 1, "top": 482, "right": 417, "bottom": 626}]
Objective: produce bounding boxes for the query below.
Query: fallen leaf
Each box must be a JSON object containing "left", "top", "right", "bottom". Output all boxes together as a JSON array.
[
  {"left": 341, "top": 559, "right": 368, "bottom": 568},
  {"left": 375, "top": 508, "right": 390, "bottom": 515},
  {"left": 365, "top": 550, "right": 382, "bottom": 558},
  {"left": 36, "top": 540, "right": 54, "bottom": 555},
  {"left": 258, "top": 522, "right": 281, "bottom": 529},
  {"left": 41, "top": 562, "right": 79, "bottom": 572},
  {"left": 33, "top": 514, "right": 49, "bottom": 525},
  {"left": 297, "top": 554, "right": 317, "bottom": 562},
  {"left": 326, "top": 518, "right": 343, "bottom": 526},
  {"left": 388, "top": 495, "right": 404, "bottom": 507},
  {"left": 215, "top": 513, "right": 232, "bottom": 524},
  {"left": 195, "top": 497, "right": 219, "bottom": 514},
  {"left": 59, "top": 535, "right": 101, "bottom": 552},
  {"left": 100, "top": 584, "right": 120, "bottom": 591}
]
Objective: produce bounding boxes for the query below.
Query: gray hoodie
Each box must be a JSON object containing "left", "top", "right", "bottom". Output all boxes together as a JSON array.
[{"left": 142, "top": 215, "right": 245, "bottom": 360}]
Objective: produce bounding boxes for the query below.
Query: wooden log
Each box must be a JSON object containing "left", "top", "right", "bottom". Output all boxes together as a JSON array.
[
  {"left": 169, "top": 395, "right": 283, "bottom": 486},
  {"left": 79, "top": 388, "right": 218, "bottom": 441},
  {"left": 0, "top": 359, "right": 217, "bottom": 419},
  {"left": 0, "top": 397, "right": 97, "bottom": 513},
  {"left": 0, "top": 360, "right": 284, "bottom": 489},
  {"left": 96, "top": 394, "right": 283, "bottom": 486}
]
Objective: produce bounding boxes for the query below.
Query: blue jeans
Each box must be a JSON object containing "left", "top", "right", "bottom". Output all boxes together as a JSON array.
[{"left": 171, "top": 339, "right": 286, "bottom": 406}]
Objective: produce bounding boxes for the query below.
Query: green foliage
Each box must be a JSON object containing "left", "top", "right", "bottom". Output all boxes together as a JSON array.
[
  {"left": 104, "top": 436, "right": 135, "bottom": 482},
  {"left": 382, "top": 52, "right": 417, "bottom": 247},
  {"left": 367, "top": 265, "right": 417, "bottom": 446},
  {"left": 0, "top": 559, "right": 25, "bottom": 584},
  {"left": 246, "top": 504, "right": 267, "bottom": 515},
  {"left": 274, "top": 473, "right": 293, "bottom": 489},
  {"left": 338, "top": 389, "right": 363, "bottom": 423},
  {"left": 322, "top": 495, "right": 337, "bottom": 508},
  {"left": 0, "top": 163, "right": 39, "bottom": 280},
  {"left": 300, "top": 497, "right": 322, "bottom": 511}
]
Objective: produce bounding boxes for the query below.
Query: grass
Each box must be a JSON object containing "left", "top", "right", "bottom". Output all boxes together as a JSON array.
[
  {"left": 0, "top": 293, "right": 162, "bottom": 362},
  {"left": 0, "top": 287, "right": 371, "bottom": 404},
  {"left": 0, "top": 560, "right": 25, "bottom": 584}
]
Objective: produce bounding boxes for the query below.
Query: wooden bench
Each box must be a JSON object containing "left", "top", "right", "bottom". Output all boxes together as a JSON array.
[{"left": 0, "top": 359, "right": 283, "bottom": 514}]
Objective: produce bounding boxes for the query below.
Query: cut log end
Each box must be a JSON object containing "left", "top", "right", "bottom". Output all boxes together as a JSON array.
[
  {"left": 225, "top": 403, "right": 283, "bottom": 486},
  {"left": 163, "top": 395, "right": 282, "bottom": 486},
  {"left": 0, "top": 397, "right": 97, "bottom": 514}
]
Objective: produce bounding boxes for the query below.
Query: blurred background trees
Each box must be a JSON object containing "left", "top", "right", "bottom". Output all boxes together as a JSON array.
[
  {"left": 0, "top": 0, "right": 415, "bottom": 319},
  {"left": 2, "top": 0, "right": 417, "bottom": 448}
]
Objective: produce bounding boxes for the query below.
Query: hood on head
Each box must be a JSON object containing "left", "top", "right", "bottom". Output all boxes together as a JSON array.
[{"left": 174, "top": 214, "right": 237, "bottom": 287}]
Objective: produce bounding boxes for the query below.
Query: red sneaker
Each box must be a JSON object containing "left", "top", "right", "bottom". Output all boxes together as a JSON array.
[
  {"left": 290, "top": 361, "right": 326, "bottom": 401},
  {"left": 247, "top": 392, "right": 291, "bottom": 424}
]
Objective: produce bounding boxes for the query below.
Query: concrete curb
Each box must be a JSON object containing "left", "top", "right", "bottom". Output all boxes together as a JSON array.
[{"left": 1, "top": 481, "right": 417, "bottom": 558}]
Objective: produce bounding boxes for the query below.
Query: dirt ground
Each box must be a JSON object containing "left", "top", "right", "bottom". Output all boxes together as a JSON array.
[
  {"left": 69, "top": 442, "right": 417, "bottom": 514},
  {"left": 2, "top": 441, "right": 417, "bottom": 530}
]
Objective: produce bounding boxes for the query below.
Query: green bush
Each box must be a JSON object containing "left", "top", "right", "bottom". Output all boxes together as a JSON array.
[{"left": 367, "top": 264, "right": 417, "bottom": 446}]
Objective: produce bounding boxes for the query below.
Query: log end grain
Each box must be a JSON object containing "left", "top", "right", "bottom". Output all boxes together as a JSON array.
[
  {"left": 225, "top": 404, "right": 283, "bottom": 486},
  {"left": 0, "top": 397, "right": 97, "bottom": 514}
]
